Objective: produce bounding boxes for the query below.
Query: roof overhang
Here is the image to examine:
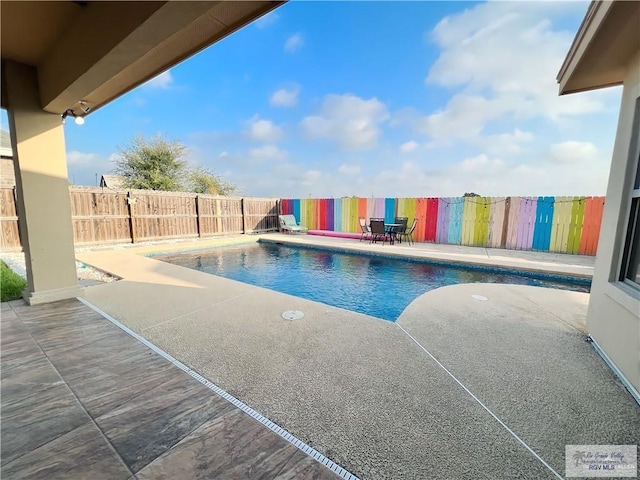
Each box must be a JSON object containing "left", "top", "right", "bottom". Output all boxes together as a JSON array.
[
  {"left": 557, "top": 0, "right": 640, "bottom": 95},
  {"left": 1, "top": 1, "right": 284, "bottom": 116}
]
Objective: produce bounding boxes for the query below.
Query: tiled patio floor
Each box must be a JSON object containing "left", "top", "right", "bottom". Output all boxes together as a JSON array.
[{"left": 0, "top": 299, "right": 340, "bottom": 479}]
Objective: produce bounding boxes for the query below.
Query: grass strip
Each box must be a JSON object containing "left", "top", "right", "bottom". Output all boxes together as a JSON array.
[{"left": 1, "top": 261, "right": 26, "bottom": 302}]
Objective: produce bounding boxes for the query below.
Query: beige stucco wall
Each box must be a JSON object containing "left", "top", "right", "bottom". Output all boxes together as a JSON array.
[
  {"left": 3, "top": 61, "right": 82, "bottom": 304},
  {"left": 586, "top": 49, "right": 640, "bottom": 393}
]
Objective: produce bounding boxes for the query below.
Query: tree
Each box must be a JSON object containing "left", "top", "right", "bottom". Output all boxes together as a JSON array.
[
  {"left": 463, "top": 192, "right": 481, "bottom": 197},
  {"left": 189, "top": 166, "right": 237, "bottom": 196},
  {"left": 113, "top": 134, "right": 187, "bottom": 191},
  {"left": 113, "top": 133, "right": 236, "bottom": 195}
]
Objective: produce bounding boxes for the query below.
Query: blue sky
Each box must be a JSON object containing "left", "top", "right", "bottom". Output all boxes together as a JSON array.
[{"left": 2, "top": 1, "right": 623, "bottom": 197}]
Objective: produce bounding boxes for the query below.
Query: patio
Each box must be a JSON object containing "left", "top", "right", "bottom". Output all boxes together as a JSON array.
[
  {"left": 8, "top": 234, "right": 632, "bottom": 479},
  {"left": 0, "top": 297, "right": 340, "bottom": 479}
]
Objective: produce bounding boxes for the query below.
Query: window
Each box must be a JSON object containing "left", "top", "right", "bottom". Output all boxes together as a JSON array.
[
  {"left": 620, "top": 192, "right": 639, "bottom": 285},
  {"left": 619, "top": 103, "right": 640, "bottom": 288}
]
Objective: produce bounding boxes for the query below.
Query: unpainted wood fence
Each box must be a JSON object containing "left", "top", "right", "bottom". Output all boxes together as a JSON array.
[
  {"left": 0, "top": 187, "right": 280, "bottom": 250},
  {"left": 0, "top": 188, "right": 19, "bottom": 251}
]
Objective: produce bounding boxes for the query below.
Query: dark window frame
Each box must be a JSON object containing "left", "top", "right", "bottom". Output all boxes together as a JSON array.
[{"left": 618, "top": 97, "right": 640, "bottom": 289}]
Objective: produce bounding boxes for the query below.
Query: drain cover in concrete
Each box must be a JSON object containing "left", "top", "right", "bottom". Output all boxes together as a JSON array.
[
  {"left": 471, "top": 295, "right": 488, "bottom": 301},
  {"left": 282, "top": 310, "right": 304, "bottom": 320}
]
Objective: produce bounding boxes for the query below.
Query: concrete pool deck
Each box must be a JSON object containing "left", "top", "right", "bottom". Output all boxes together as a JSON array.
[{"left": 75, "top": 234, "right": 640, "bottom": 479}]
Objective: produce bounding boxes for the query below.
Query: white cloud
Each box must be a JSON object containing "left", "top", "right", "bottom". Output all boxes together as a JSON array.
[
  {"left": 417, "top": 2, "right": 608, "bottom": 142},
  {"left": 246, "top": 115, "right": 283, "bottom": 142},
  {"left": 302, "top": 170, "right": 323, "bottom": 186},
  {"left": 415, "top": 94, "right": 508, "bottom": 140},
  {"left": 270, "top": 85, "right": 300, "bottom": 107},
  {"left": 300, "top": 94, "right": 389, "bottom": 150},
  {"left": 459, "top": 154, "right": 508, "bottom": 174},
  {"left": 144, "top": 70, "right": 173, "bottom": 89},
  {"left": 198, "top": 142, "right": 610, "bottom": 198},
  {"left": 249, "top": 145, "right": 288, "bottom": 161},
  {"left": 362, "top": 149, "right": 610, "bottom": 198},
  {"left": 475, "top": 129, "right": 534, "bottom": 156},
  {"left": 66, "top": 151, "right": 102, "bottom": 166},
  {"left": 255, "top": 11, "right": 279, "bottom": 29},
  {"left": 400, "top": 141, "right": 419, "bottom": 153},
  {"left": 549, "top": 141, "right": 599, "bottom": 164},
  {"left": 338, "top": 164, "right": 361, "bottom": 175},
  {"left": 219, "top": 151, "right": 229, "bottom": 158},
  {"left": 284, "top": 33, "right": 304, "bottom": 53}
]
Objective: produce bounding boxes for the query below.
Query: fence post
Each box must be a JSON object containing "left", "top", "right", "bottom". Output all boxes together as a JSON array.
[
  {"left": 241, "top": 197, "right": 246, "bottom": 234},
  {"left": 127, "top": 191, "right": 136, "bottom": 244},
  {"left": 195, "top": 194, "right": 201, "bottom": 238},
  {"left": 13, "top": 186, "right": 22, "bottom": 250}
]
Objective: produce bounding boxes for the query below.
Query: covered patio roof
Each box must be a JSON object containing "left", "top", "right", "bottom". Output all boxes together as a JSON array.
[
  {"left": 557, "top": 0, "right": 640, "bottom": 95},
  {"left": 1, "top": 0, "right": 283, "bottom": 117},
  {"left": 0, "top": 0, "right": 284, "bottom": 305}
]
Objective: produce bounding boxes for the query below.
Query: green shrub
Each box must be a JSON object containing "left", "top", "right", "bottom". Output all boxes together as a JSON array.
[{"left": 1, "top": 261, "right": 26, "bottom": 302}]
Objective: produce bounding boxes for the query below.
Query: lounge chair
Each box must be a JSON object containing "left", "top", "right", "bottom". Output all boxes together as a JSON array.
[
  {"left": 359, "top": 217, "right": 372, "bottom": 242},
  {"left": 279, "top": 214, "right": 308, "bottom": 234}
]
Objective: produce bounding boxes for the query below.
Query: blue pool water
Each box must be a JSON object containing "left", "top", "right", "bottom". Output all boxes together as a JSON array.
[{"left": 155, "top": 242, "right": 591, "bottom": 321}]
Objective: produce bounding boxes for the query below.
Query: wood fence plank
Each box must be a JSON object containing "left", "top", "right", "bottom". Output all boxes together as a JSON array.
[
  {"left": 506, "top": 197, "right": 520, "bottom": 249},
  {"left": 448, "top": 199, "right": 463, "bottom": 245},
  {"left": 341, "top": 198, "right": 350, "bottom": 232},
  {"left": 588, "top": 197, "right": 605, "bottom": 255},
  {"left": 461, "top": 197, "right": 474, "bottom": 246},
  {"left": 435, "top": 198, "right": 449, "bottom": 244},
  {"left": 488, "top": 198, "right": 505, "bottom": 248},
  {"left": 424, "top": 198, "right": 437, "bottom": 242},
  {"left": 568, "top": 197, "right": 586, "bottom": 254}
]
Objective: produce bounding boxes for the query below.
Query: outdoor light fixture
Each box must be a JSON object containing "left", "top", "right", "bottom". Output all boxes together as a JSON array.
[
  {"left": 61, "top": 101, "right": 91, "bottom": 125},
  {"left": 78, "top": 101, "right": 90, "bottom": 114},
  {"left": 61, "top": 109, "right": 73, "bottom": 124}
]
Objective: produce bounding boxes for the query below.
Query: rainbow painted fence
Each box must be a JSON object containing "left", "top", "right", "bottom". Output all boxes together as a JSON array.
[{"left": 280, "top": 196, "right": 605, "bottom": 255}]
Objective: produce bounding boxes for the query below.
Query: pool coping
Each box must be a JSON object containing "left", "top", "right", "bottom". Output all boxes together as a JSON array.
[
  {"left": 141, "top": 235, "right": 591, "bottom": 322},
  {"left": 124, "top": 233, "right": 594, "bottom": 281},
  {"left": 254, "top": 237, "right": 592, "bottom": 285}
]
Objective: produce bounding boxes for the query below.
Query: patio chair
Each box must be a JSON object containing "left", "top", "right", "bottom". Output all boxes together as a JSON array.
[
  {"left": 369, "top": 218, "right": 390, "bottom": 245},
  {"left": 400, "top": 218, "right": 418, "bottom": 246},
  {"left": 279, "top": 214, "right": 308, "bottom": 234},
  {"left": 394, "top": 217, "right": 408, "bottom": 243},
  {"left": 359, "top": 217, "right": 372, "bottom": 242}
]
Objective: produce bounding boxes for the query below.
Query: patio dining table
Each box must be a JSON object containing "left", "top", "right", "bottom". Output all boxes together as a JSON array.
[{"left": 384, "top": 223, "right": 403, "bottom": 245}]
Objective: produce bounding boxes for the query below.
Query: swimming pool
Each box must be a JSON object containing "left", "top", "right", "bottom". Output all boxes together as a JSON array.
[{"left": 154, "top": 242, "right": 590, "bottom": 321}]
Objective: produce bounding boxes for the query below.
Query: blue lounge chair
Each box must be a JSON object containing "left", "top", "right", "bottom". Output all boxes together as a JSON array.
[{"left": 279, "top": 214, "right": 308, "bottom": 234}]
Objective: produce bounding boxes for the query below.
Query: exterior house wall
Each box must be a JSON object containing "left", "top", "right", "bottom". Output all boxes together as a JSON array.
[{"left": 586, "top": 49, "right": 640, "bottom": 393}]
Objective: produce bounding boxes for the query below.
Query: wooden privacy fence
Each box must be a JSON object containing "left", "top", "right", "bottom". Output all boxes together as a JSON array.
[
  {"left": 0, "top": 188, "right": 19, "bottom": 251},
  {"left": 0, "top": 187, "right": 280, "bottom": 250},
  {"left": 280, "top": 196, "right": 606, "bottom": 255}
]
